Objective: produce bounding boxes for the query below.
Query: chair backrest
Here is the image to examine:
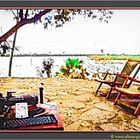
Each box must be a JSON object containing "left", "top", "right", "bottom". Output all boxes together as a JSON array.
[{"left": 116, "top": 61, "right": 138, "bottom": 85}]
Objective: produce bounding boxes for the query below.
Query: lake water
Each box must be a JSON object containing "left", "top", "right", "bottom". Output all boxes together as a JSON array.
[
  {"left": 0, "top": 56, "right": 87, "bottom": 77},
  {"left": 0, "top": 56, "right": 139, "bottom": 79}
]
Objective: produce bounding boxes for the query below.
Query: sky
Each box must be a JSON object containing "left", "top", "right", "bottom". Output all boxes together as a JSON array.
[{"left": 0, "top": 10, "right": 140, "bottom": 55}]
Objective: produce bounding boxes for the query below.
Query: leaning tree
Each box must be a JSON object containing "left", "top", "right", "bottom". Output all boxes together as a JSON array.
[{"left": 0, "top": 9, "right": 113, "bottom": 77}]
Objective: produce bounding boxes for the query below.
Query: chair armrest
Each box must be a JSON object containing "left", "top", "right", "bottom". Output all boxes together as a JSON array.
[
  {"left": 120, "top": 76, "right": 140, "bottom": 88},
  {"left": 127, "top": 77, "right": 140, "bottom": 83}
]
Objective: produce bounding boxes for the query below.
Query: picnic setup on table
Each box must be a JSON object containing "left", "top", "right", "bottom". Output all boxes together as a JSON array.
[{"left": 0, "top": 83, "right": 63, "bottom": 130}]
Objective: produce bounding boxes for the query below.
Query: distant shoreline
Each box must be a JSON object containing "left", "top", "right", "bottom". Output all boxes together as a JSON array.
[
  {"left": 0, "top": 54, "right": 140, "bottom": 57},
  {"left": 0, "top": 54, "right": 90, "bottom": 57},
  {"left": 0, "top": 54, "right": 140, "bottom": 62}
]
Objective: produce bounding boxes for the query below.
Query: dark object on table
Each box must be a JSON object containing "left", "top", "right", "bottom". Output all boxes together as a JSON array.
[
  {"left": 4, "top": 114, "right": 58, "bottom": 129},
  {"left": 29, "top": 107, "right": 45, "bottom": 117},
  {"left": 0, "top": 92, "right": 38, "bottom": 129},
  {"left": 0, "top": 94, "right": 5, "bottom": 129},
  {"left": 6, "top": 92, "right": 38, "bottom": 106},
  {"left": 0, "top": 91, "right": 38, "bottom": 107}
]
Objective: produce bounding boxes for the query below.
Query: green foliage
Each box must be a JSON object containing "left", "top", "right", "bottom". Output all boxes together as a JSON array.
[
  {"left": 65, "top": 58, "right": 82, "bottom": 69},
  {"left": 93, "top": 54, "right": 140, "bottom": 62},
  {"left": 59, "top": 58, "right": 83, "bottom": 77},
  {"left": 53, "top": 72, "right": 60, "bottom": 77},
  {"left": 45, "top": 9, "right": 113, "bottom": 28},
  {"left": 60, "top": 67, "right": 66, "bottom": 73}
]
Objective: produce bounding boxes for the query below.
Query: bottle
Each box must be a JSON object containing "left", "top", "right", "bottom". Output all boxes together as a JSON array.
[{"left": 39, "top": 83, "right": 44, "bottom": 104}]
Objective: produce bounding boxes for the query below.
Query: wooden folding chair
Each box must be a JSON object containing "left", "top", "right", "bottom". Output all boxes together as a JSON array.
[
  {"left": 111, "top": 73, "right": 140, "bottom": 116},
  {"left": 95, "top": 61, "right": 138, "bottom": 97}
]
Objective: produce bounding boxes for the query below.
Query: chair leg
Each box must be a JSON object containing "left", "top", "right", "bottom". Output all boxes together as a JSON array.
[
  {"left": 114, "top": 92, "right": 121, "bottom": 105},
  {"left": 95, "top": 82, "right": 103, "bottom": 95},
  {"left": 134, "top": 102, "right": 140, "bottom": 116},
  {"left": 95, "top": 72, "right": 109, "bottom": 95},
  {"left": 106, "top": 87, "right": 113, "bottom": 99}
]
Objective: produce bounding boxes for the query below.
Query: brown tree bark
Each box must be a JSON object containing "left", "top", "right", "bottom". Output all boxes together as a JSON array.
[{"left": 8, "top": 30, "right": 18, "bottom": 77}]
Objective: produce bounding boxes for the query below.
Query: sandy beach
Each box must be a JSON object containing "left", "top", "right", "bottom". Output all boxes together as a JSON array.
[{"left": 0, "top": 77, "right": 140, "bottom": 131}]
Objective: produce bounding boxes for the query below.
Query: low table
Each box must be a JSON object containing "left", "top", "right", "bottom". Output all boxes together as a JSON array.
[{"left": 4, "top": 102, "right": 64, "bottom": 130}]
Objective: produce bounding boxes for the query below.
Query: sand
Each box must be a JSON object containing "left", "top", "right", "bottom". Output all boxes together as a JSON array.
[{"left": 0, "top": 77, "right": 140, "bottom": 131}]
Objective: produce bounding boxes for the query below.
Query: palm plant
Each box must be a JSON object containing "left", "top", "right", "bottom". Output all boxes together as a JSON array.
[
  {"left": 66, "top": 58, "right": 82, "bottom": 69},
  {"left": 60, "top": 58, "right": 83, "bottom": 77}
]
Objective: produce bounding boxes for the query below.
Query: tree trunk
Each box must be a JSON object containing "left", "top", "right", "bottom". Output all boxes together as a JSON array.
[
  {"left": 8, "top": 30, "right": 18, "bottom": 77},
  {"left": 6, "top": 9, "right": 51, "bottom": 77}
]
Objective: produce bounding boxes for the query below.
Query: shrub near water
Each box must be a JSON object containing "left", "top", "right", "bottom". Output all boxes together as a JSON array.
[
  {"left": 66, "top": 58, "right": 82, "bottom": 69},
  {"left": 60, "top": 58, "right": 85, "bottom": 78}
]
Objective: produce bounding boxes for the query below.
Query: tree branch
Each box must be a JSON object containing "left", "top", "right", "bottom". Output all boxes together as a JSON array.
[
  {"left": 0, "top": 9, "right": 52, "bottom": 44},
  {"left": 23, "top": 9, "right": 52, "bottom": 24},
  {"left": 11, "top": 10, "right": 17, "bottom": 18},
  {"left": 24, "top": 9, "right": 28, "bottom": 19}
]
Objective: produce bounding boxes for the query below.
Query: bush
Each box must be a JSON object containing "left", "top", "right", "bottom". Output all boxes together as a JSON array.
[
  {"left": 65, "top": 58, "right": 82, "bottom": 69},
  {"left": 60, "top": 58, "right": 84, "bottom": 78}
]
